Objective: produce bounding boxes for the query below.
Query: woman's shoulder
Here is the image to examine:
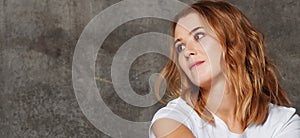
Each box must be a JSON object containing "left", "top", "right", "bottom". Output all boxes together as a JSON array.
[
  {"left": 249, "top": 103, "right": 300, "bottom": 137},
  {"left": 267, "top": 103, "right": 298, "bottom": 123}
]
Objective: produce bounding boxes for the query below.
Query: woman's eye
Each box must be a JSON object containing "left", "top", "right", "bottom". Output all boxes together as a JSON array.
[
  {"left": 195, "top": 33, "right": 205, "bottom": 40},
  {"left": 176, "top": 44, "right": 185, "bottom": 52}
]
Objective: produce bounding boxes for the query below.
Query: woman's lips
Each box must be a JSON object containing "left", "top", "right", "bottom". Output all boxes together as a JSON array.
[{"left": 189, "top": 61, "right": 205, "bottom": 69}]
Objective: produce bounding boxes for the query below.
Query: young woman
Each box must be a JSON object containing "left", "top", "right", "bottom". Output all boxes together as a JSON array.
[{"left": 149, "top": 1, "right": 300, "bottom": 138}]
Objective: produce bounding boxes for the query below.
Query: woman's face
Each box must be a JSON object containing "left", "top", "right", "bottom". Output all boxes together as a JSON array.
[{"left": 174, "top": 12, "right": 223, "bottom": 89}]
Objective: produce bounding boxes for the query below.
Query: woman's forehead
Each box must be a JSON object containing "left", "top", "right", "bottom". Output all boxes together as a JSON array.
[
  {"left": 174, "top": 12, "right": 217, "bottom": 40},
  {"left": 175, "top": 13, "right": 207, "bottom": 33}
]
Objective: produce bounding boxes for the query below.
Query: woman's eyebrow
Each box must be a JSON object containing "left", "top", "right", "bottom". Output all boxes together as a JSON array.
[
  {"left": 190, "top": 26, "right": 204, "bottom": 34},
  {"left": 174, "top": 39, "right": 181, "bottom": 46},
  {"left": 174, "top": 26, "right": 204, "bottom": 46}
]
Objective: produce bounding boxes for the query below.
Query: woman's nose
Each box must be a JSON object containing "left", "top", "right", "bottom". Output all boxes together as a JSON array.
[
  {"left": 183, "top": 40, "right": 197, "bottom": 57},
  {"left": 183, "top": 49, "right": 196, "bottom": 57}
]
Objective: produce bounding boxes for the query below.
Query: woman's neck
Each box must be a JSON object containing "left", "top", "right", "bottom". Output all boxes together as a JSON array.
[
  {"left": 203, "top": 75, "right": 244, "bottom": 133},
  {"left": 202, "top": 74, "right": 230, "bottom": 113}
]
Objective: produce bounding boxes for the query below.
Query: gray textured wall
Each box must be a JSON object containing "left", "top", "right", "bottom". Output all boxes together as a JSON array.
[{"left": 1, "top": 0, "right": 299, "bottom": 137}]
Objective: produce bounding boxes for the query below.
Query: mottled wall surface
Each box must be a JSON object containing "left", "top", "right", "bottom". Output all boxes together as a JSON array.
[{"left": 0, "top": 0, "right": 299, "bottom": 137}]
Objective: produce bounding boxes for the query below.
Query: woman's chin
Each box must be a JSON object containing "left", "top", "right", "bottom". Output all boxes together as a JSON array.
[{"left": 191, "top": 79, "right": 211, "bottom": 90}]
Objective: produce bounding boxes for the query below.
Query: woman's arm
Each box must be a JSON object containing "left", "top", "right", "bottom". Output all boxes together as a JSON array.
[{"left": 152, "top": 118, "right": 195, "bottom": 138}]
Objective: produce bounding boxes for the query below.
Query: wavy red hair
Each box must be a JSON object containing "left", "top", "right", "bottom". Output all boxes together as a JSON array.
[{"left": 156, "top": 0, "right": 291, "bottom": 129}]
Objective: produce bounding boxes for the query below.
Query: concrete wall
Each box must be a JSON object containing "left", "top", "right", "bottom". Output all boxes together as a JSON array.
[{"left": 1, "top": 0, "right": 299, "bottom": 137}]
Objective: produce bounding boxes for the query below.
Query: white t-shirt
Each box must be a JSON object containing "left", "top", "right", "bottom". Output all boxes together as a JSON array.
[{"left": 149, "top": 97, "right": 300, "bottom": 138}]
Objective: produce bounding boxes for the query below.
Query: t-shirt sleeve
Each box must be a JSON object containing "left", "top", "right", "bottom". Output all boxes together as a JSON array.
[
  {"left": 274, "top": 113, "right": 300, "bottom": 138},
  {"left": 148, "top": 107, "right": 193, "bottom": 138},
  {"left": 148, "top": 98, "right": 196, "bottom": 138}
]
